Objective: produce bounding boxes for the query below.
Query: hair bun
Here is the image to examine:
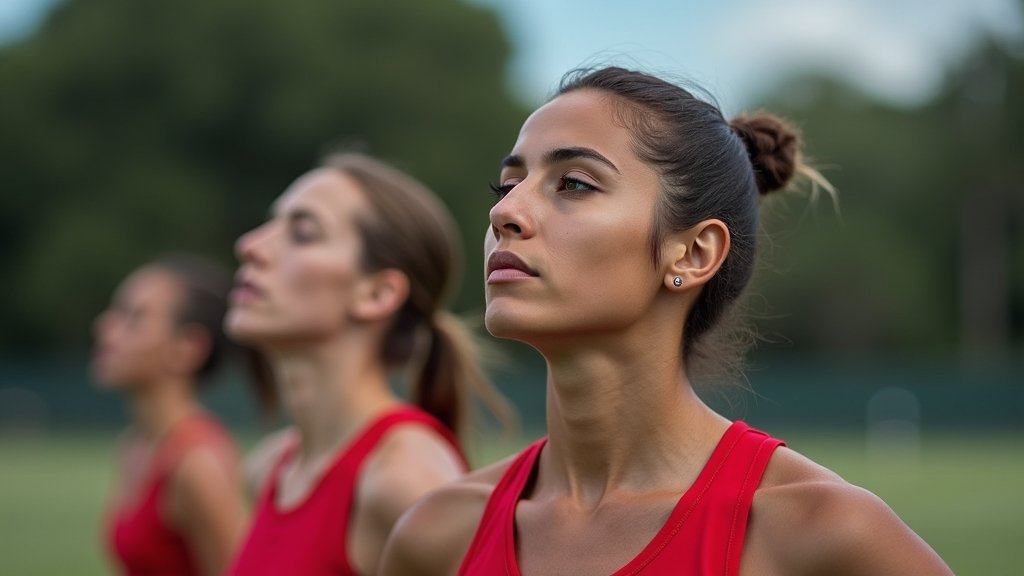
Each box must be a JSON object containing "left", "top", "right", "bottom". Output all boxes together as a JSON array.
[{"left": 729, "top": 113, "right": 800, "bottom": 195}]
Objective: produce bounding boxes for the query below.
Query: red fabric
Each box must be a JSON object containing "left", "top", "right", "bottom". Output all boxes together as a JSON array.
[
  {"left": 458, "top": 421, "right": 784, "bottom": 576},
  {"left": 106, "top": 415, "right": 235, "bottom": 576},
  {"left": 228, "top": 406, "right": 464, "bottom": 576}
]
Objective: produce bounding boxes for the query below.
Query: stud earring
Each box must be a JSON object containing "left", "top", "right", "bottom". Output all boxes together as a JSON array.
[{"left": 673, "top": 276, "right": 683, "bottom": 287}]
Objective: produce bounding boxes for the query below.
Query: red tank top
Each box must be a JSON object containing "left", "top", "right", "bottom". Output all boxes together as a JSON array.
[
  {"left": 228, "top": 406, "right": 465, "bottom": 576},
  {"left": 458, "top": 421, "right": 784, "bottom": 576},
  {"left": 106, "top": 415, "right": 236, "bottom": 576}
]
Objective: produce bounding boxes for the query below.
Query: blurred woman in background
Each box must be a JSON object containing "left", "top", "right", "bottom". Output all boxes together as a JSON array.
[
  {"left": 381, "top": 67, "right": 953, "bottom": 575},
  {"left": 225, "top": 152, "right": 510, "bottom": 576},
  {"left": 93, "top": 254, "right": 247, "bottom": 576}
]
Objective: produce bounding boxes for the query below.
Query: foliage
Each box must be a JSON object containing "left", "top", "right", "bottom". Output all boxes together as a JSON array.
[
  {"left": 751, "top": 37, "right": 1024, "bottom": 358},
  {"left": 0, "top": 0, "right": 526, "bottom": 351},
  {"left": 1, "top": 0, "right": 1021, "bottom": 361}
]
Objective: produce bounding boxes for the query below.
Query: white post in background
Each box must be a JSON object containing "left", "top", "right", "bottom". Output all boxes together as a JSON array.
[{"left": 865, "top": 387, "right": 921, "bottom": 466}]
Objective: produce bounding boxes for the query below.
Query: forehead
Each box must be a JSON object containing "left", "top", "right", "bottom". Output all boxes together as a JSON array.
[
  {"left": 274, "top": 168, "right": 370, "bottom": 223},
  {"left": 116, "top": 266, "right": 183, "bottom": 310},
  {"left": 512, "top": 89, "right": 637, "bottom": 163}
]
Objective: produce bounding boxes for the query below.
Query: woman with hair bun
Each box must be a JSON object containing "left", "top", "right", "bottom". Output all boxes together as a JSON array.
[
  {"left": 382, "top": 67, "right": 952, "bottom": 575},
  {"left": 225, "top": 152, "right": 510, "bottom": 576}
]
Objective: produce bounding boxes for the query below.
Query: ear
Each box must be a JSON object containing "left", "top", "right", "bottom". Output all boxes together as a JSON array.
[
  {"left": 167, "top": 324, "right": 212, "bottom": 377},
  {"left": 662, "top": 219, "right": 730, "bottom": 290},
  {"left": 350, "top": 268, "right": 411, "bottom": 323}
]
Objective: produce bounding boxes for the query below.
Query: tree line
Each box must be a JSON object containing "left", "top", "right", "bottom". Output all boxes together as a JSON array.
[{"left": 0, "top": 0, "right": 1020, "bottom": 362}]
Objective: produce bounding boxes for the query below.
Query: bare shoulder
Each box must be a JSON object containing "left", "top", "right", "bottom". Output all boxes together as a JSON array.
[
  {"left": 379, "top": 455, "right": 517, "bottom": 576},
  {"left": 169, "top": 440, "right": 242, "bottom": 517},
  {"left": 362, "top": 422, "right": 467, "bottom": 494},
  {"left": 168, "top": 443, "right": 246, "bottom": 575},
  {"left": 174, "top": 442, "right": 238, "bottom": 489},
  {"left": 355, "top": 423, "right": 468, "bottom": 536},
  {"left": 243, "top": 426, "right": 296, "bottom": 496},
  {"left": 743, "top": 446, "right": 952, "bottom": 576}
]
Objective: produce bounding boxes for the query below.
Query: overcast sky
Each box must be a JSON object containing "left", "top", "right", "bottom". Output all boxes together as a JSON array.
[
  {"left": 3, "top": 0, "right": 1022, "bottom": 111},
  {"left": 473, "top": 0, "right": 1023, "bottom": 110}
]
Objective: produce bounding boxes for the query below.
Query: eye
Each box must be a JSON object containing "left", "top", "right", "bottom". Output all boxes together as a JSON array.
[
  {"left": 123, "top": 306, "right": 143, "bottom": 328},
  {"left": 289, "top": 218, "right": 320, "bottom": 243},
  {"left": 489, "top": 181, "right": 517, "bottom": 199},
  {"left": 557, "top": 176, "right": 597, "bottom": 196}
]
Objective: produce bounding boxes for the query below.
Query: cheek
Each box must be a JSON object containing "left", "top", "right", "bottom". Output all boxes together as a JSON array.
[
  {"left": 279, "top": 253, "right": 359, "bottom": 323},
  {"left": 553, "top": 212, "right": 655, "bottom": 304},
  {"left": 94, "top": 328, "right": 166, "bottom": 384}
]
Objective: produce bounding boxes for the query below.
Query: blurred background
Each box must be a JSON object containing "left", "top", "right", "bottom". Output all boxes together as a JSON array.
[{"left": 0, "top": 0, "right": 1021, "bottom": 573}]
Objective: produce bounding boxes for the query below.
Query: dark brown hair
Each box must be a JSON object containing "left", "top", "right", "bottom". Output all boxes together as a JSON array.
[
  {"left": 154, "top": 254, "right": 277, "bottom": 410},
  {"left": 153, "top": 253, "right": 233, "bottom": 381},
  {"left": 557, "top": 67, "right": 824, "bottom": 381},
  {"left": 323, "top": 153, "right": 512, "bottom": 439}
]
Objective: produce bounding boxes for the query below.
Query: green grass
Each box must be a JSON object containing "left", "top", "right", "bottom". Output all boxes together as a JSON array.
[
  {"left": 2, "top": 430, "right": 1022, "bottom": 575},
  {"left": 781, "top": 431, "right": 1024, "bottom": 576},
  {"left": 1, "top": 434, "right": 114, "bottom": 576}
]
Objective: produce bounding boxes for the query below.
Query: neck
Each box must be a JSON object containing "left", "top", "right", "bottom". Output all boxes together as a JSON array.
[
  {"left": 536, "top": 316, "right": 728, "bottom": 506},
  {"left": 129, "top": 377, "right": 201, "bottom": 440},
  {"left": 268, "top": 335, "right": 399, "bottom": 463}
]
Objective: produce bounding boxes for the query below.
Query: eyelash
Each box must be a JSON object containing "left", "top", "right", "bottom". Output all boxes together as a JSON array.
[
  {"left": 488, "top": 177, "right": 596, "bottom": 199},
  {"left": 489, "top": 182, "right": 514, "bottom": 198},
  {"left": 289, "top": 222, "right": 318, "bottom": 244},
  {"left": 557, "top": 177, "right": 595, "bottom": 195}
]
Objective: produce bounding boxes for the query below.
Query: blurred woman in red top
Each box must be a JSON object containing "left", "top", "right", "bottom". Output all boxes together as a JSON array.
[
  {"left": 381, "top": 67, "right": 953, "bottom": 575},
  {"left": 225, "top": 153, "right": 509, "bottom": 576},
  {"left": 93, "top": 254, "right": 247, "bottom": 576}
]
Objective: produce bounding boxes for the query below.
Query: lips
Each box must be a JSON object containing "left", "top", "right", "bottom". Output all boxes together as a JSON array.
[
  {"left": 92, "top": 345, "right": 112, "bottom": 362},
  {"left": 486, "top": 250, "right": 538, "bottom": 282},
  {"left": 230, "top": 273, "right": 265, "bottom": 304}
]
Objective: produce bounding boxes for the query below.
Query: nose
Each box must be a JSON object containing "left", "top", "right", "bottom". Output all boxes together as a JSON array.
[
  {"left": 235, "top": 222, "right": 272, "bottom": 265},
  {"left": 488, "top": 183, "right": 534, "bottom": 242},
  {"left": 93, "top": 309, "right": 113, "bottom": 341}
]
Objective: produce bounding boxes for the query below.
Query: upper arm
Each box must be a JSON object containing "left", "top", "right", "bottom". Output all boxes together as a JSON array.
[
  {"left": 379, "top": 483, "right": 492, "bottom": 576},
  {"left": 805, "top": 485, "right": 953, "bottom": 576},
  {"left": 350, "top": 425, "right": 467, "bottom": 575},
  {"left": 168, "top": 446, "right": 247, "bottom": 576},
  {"left": 360, "top": 424, "right": 466, "bottom": 521},
  {"left": 745, "top": 448, "right": 953, "bottom": 576}
]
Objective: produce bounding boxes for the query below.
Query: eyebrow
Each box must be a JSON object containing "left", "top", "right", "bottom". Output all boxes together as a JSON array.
[
  {"left": 499, "top": 147, "right": 621, "bottom": 174},
  {"left": 500, "top": 154, "right": 525, "bottom": 170},
  {"left": 285, "top": 208, "right": 320, "bottom": 225},
  {"left": 266, "top": 205, "right": 321, "bottom": 228}
]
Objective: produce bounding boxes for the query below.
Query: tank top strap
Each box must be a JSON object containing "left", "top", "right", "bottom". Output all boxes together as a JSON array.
[
  {"left": 617, "top": 421, "right": 784, "bottom": 576},
  {"left": 458, "top": 437, "right": 547, "bottom": 575},
  {"left": 259, "top": 433, "right": 300, "bottom": 507},
  {"left": 344, "top": 406, "right": 467, "bottom": 471},
  {"left": 260, "top": 405, "right": 465, "bottom": 507},
  {"left": 150, "top": 414, "right": 230, "bottom": 484},
  {"left": 723, "top": 422, "right": 785, "bottom": 576}
]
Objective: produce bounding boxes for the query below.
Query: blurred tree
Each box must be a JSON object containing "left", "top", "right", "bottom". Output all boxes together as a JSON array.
[
  {"left": 752, "top": 34, "right": 1023, "bottom": 361},
  {"left": 0, "top": 0, "right": 526, "bottom": 352}
]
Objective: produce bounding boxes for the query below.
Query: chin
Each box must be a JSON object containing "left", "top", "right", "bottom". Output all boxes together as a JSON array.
[
  {"left": 484, "top": 307, "right": 541, "bottom": 342},
  {"left": 90, "top": 367, "right": 127, "bottom": 390},
  {"left": 91, "top": 374, "right": 115, "bottom": 389},
  {"left": 226, "top": 317, "right": 330, "bottom": 352},
  {"left": 224, "top": 311, "right": 264, "bottom": 344},
  {"left": 226, "top": 326, "right": 274, "bottom": 349},
  {"left": 90, "top": 359, "right": 113, "bottom": 385}
]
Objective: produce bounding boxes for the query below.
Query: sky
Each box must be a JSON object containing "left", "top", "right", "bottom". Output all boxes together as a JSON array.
[
  {"left": 1, "top": 0, "right": 1021, "bottom": 111},
  {"left": 471, "top": 0, "right": 1024, "bottom": 111}
]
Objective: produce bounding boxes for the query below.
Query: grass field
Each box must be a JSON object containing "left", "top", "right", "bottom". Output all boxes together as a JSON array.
[{"left": 2, "top": 430, "right": 1022, "bottom": 575}]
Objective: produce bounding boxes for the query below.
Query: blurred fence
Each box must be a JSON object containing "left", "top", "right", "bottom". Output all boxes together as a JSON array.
[{"left": 0, "top": 353, "right": 1020, "bottom": 436}]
